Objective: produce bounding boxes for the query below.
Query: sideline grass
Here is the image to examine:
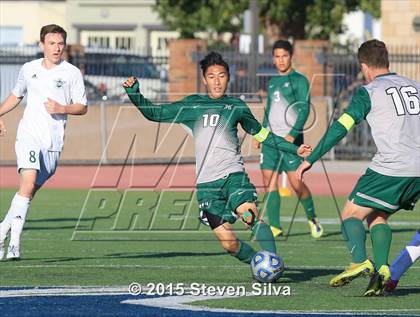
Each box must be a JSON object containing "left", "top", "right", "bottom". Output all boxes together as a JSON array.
[{"left": 0, "top": 188, "right": 419, "bottom": 315}]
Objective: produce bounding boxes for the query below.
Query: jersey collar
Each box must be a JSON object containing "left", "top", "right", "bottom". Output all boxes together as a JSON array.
[
  {"left": 277, "top": 69, "right": 295, "bottom": 77},
  {"left": 204, "top": 94, "right": 227, "bottom": 101},
  {"left": 375, "top": 72, "right": 396, "bottom": 79},
  {"left": 40, "top": 58, "right": 64, "bottom": 71}
]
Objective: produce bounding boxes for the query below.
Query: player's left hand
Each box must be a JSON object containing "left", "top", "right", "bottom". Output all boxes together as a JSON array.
[
  {"left": 123, "top": 77, "right": 138, "bottom": 88},
  {"left": 45, "top": 98, "right": 66, "bottom": 114},
  {"left": 297, "top": 144, "right": 312, "bottom": 158},
  {"left": 296, "top": 160, "right": 312, "bottom": 181},
  {"left": 0, "top": 119, "right": 6, "bottom": 136},
  {"left": 285, "top": 135, "right": 295, "bottom": 143},
  {"left": 252, "top": 139, "right": 261, "bottom": 149}
]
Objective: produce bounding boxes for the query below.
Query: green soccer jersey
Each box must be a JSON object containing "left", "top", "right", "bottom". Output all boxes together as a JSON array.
[
  {"left": 308, "top": 73, "right": 420, "bottom": 177},
  {"left": 263, "top": 70, "right": 310, "bottom": 140},
  {"left": 125, "top": 82, "right": 299, "bottom": 183}
]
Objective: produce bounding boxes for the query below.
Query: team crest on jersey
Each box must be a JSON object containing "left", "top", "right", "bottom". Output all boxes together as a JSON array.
[
  {"left": 224, "top": 104, "right": 233, "bottom": 110},
  {"left": 283, "top": 82, "right": 290, "bottom": 88},
  {"left": 54, "top": 78, "right": 65, "bottom": 88}
]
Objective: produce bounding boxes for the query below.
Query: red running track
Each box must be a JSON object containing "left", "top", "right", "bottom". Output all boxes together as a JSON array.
[{"left": 0, "top": 163, "right": 359, "bottom": 196}]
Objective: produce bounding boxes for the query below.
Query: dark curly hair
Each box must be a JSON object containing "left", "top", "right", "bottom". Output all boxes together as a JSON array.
[{"left": 199, "top": 51, "right": 230, "bottom": 78}]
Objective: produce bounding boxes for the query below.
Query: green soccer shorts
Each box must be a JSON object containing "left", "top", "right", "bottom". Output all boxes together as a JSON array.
[
  {"left": 260, "top": 143, "right": 302, "bottom": 173},
  {"left": 196, "top": 172, "right": 258, "bottom": 223},
  {"left": 349, "top": 168, "right": 420, "bottom": 213}
]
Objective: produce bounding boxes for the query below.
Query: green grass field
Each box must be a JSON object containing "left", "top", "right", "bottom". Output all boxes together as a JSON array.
[{"left": 1, "top": 188, "right": 419, "bottom": 315}]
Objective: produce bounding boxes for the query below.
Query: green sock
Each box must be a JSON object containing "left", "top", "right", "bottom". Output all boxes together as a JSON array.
[
  {"left": 232, "top": 240, "right": 257, "bottom": 264},
  {"left": 266, "top": 190, "right": 281, "bottom": 228},
  {"left": 252, "top": 222, "right": 276, "bottom": 253},
  {"left": 341, "top": 218, "right": 367, "bottom": 263},
  {"left": 301, "top": 196, "right": 316, "bottom": 220},
  {"left": 370, "top": 224, "right": 392, "bottom": 270}
]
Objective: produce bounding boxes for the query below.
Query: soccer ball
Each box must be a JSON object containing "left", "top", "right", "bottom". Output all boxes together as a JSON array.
[{"left": 251, "top": 250, "right": 284, "bottom": 283}]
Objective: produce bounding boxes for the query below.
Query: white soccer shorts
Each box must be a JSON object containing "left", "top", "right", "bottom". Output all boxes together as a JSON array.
[{"left": 15, "top": 141, "right": 60, "bottom": 186}]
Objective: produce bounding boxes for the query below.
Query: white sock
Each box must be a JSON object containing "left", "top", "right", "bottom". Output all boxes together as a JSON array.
[
  {"left": 407, "top": 245, "right": 420, "bottom": 262},
  {"left": 0, "top": 221, "right": 11, "bottom": 244},
  {"left": 8, "top": 194, "right": 31, "bottom": 247},
  {"left": 0, "top": 193, "right": 21, "bottom": 243}
]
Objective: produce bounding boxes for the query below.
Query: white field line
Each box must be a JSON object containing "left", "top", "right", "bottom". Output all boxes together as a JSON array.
[
  {"left": 0, "top": 286, "right": 128, "bottom": 298},
  {"left": 71, "top": 217, "right": 420, "bottom": 235},
  {"left": 2, "top": 264, "right": 419, "bottom": 269}
]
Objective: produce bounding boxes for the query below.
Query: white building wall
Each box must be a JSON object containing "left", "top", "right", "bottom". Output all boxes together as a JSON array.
[
  {"left": 0, "top": 1, "right": 66, "bottom": 45},
  {"left": 339, "top": 11, "right": 381, "bottom": 45},
  {"left": 66, "top": 0, "right": 176, "bottom": 52},
  {"left": 0, "top": 0, "right": 178, "bottom": 54}
]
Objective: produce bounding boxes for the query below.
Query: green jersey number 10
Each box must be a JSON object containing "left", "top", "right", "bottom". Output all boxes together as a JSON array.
[{"left": 203, "top": 114, "right": 220, "bottom": 127}]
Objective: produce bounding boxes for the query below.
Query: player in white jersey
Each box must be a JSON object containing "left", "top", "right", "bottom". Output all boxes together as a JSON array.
[
  {"left": 297, "top": 39, "right": 419, "bottom": 296},
  {"left": 0, "top": 24, "right": 87, "bottom": 260}
]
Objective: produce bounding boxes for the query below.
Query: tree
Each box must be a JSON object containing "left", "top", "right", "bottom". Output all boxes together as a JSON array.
[
  {"left": 260, "top": 0, "right": 381, "bottom": 40},
  {"left": 154, "top": 0, "right": 248, "bottom": 39},
  {"left": 154, "top": 0, "right": 380, "bottom": 40}
]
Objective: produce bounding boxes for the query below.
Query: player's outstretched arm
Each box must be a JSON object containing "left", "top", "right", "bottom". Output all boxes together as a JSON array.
[
  {"left": 123, "top": 76, "right": 183, "bottom": 123},
  {"left": 305, "top": 120, "right": 348, "bottom": 164},
  {"left": 124, "top": 76, "right": 158, "bottom": 121},
  {"left": 0, "top": 93, "right": 23, "bottom": 136},
  {"left": 303, "top": 87, "right": 370, "bottom": 168}
]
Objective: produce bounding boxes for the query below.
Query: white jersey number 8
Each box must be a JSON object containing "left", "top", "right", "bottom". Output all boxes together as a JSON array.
[{"left": 386, "top": 86, "right": 420, "bottom": 116}]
